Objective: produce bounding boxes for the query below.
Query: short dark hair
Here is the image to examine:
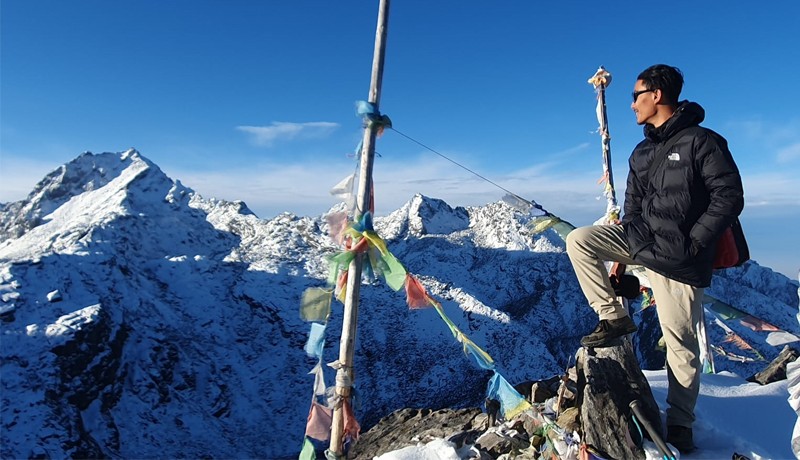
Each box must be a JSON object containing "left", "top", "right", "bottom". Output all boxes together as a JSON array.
[{"left": 637, "top": 64, "right": 684, "bottom": 105}]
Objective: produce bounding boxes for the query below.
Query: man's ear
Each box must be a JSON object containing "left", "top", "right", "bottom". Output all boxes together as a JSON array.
[{"left": 653, "top": 88, "right": 665, "bottom": 104}]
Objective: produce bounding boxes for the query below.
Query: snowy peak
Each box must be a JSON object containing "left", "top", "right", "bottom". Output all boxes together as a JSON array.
[
  {"left": 0, "top": 149, "right": 168, "bottom": 240},
  {"left": 0, "top": 149, "right": 196, "bottom": 260},
  {"left": 406, "top": 193, "right": 470, "bottom": 235},
  {"left": 464, "top": 200, "right": 565, "bottom": 252},
  {"left": 380, "top": 193, "right": 470, "bottom": 238},
  {"left": 376, "top": 194, "right": 568, "bottom": 252}
]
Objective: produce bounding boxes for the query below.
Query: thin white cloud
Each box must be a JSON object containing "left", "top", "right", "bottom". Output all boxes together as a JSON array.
[
  {"left": 777, "top": 143, "right": 800, "bottom": 164},
  {"left": 739, "top": 171, "right": 800, "bottom": 208},
  {"left": 169, "top": 147, "right": 800, "bottom": 235},
  {"left": 236, "top": 122, "right": 339, "bottom": 147},
  {"left": 551, "top": 142, "right": 592, "bottom": 157},
  {"left": 172, "top": 152, "right": 611, "bottom": 225},
  {"left": 174, "top": 160, "right": 355, "bottom": 218},
  {"left": 726, "top": 118, "right": 800, "bottom": 164}
]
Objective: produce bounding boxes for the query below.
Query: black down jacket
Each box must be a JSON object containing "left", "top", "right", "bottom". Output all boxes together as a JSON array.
[{"left": 622, "top": 101, "right": 744, "bottom": 287}]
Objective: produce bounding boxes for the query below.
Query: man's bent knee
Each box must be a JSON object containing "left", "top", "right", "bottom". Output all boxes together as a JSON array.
[{"left": 566, "top": 226, "right": 594, "bottom": 255}]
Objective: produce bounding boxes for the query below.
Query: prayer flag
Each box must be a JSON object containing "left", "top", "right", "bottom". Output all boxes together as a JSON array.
[
  {"left": 299, "top": 437, "right": 316, "bottom": 460},
  {"left": 304, "top": 323, "right": 326, "bottom": 358},
  {"left": 343, "top": 398, "right": 361, "bottom": 442},
  {"left": 739, "top": 315, "right": 781, "bottom": 332},
  {"left": 300, "top": 288, "right": 332, "bottom": 322},
  {"left": 405, "top": 274, "right": 432, "bottom": 309},
  {"left": 309, "top": 362, "right": 327, "bottom": 396},
  {"left": 486, "top": 372, "right": 531, "bottom": 420},
  {"left": 325, "top": 211, "right": 349, "bottom": 245},
  {"left": 305, "top": 402, "right": 333, "bottom": 441},
  {"left": 330, "top": 174, "right": 354, "bottom": 201}
]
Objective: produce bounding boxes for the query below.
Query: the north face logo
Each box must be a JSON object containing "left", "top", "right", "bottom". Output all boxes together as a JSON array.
[{"left": 668, "top": 152, "right": 681, "bottom": 161}]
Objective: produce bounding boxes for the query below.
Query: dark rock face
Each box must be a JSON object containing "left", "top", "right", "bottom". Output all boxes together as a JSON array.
[
  {"left": 576, "top": 338, "right": 661, "bottom": 460},
  {"left": 48, "top": 308, "right": 128, "bottom": 458},
  {"left": 349, "top": 375, "right": 583, "bottom": 459},
  {"left": 748, "top": 345, "right": 800, "bottom": 385},
  {"left": 348, "top": 408, "right": 485, "bottom": 459}
]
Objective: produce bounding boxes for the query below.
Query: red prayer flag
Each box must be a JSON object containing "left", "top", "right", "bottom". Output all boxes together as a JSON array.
[
  {"left": 405, "top": 274, "right": 432, "bottom": 309},
  {"left": 343, "top": 397, "right": 361, "bottom": 442},
  {"left": 305, "top": 401, "right": 332, "bottom": 441}
]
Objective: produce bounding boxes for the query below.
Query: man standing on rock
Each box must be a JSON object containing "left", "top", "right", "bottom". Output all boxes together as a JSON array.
[{"left": 565, "top": 64, "right": 744, "bottom": 454}]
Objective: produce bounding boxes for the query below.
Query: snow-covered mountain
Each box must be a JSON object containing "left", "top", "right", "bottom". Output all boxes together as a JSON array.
[{"left": 1, "top": 150, "right": 797, "bottom": 458}]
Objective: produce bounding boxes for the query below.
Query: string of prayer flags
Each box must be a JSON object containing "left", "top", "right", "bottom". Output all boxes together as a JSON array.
[
  {"left": 709, "top": 344, "right": 761, "bottom": 363},
  {"left": 587, "top": 66, "right": 621, "bottom": 226},
  {"left": 329, "top": 216, "right": 408, "bottom": 292},
  {"left": 406, "top": 273, "right": 515, "bottom": 430},
  {"left": 431, "top": 302, "right": 495, "bottom": 371},
  {"left": 703, "top": 295, "right": 799, "bottom": 350},
  {"left": 527, "top": 215, "right": 575, "bottom": 241},
  {"left": 486, "top": 372, "right": 532, "bottom": 420},
  {"left": 304, "top": 323, "right": 326, "bottom": 359},
  {"left": 364, "top": 239, "right": 407, "bottom": 291},
  {"left": 309, "top": 182, "right": 535, "bottom": 441},
  {"left": 299, "top": 285, "right": 335, "bottom": 450},
  {"left": 739, "top": 315, "right": 781, "bottom": 332},
  {"left": 722, "top": 333, "right": 765, "bottom": 360},
  {"left": 501, "top": 193, "right": 548, "bottom": 216},
  {"left": 703, "top": 294, "right": 748, "bottom": 320},
  {"left": 710, "top": 315, "right": 765, "bottom": 362},
  {"left": 401, "top": 271, "right": 496, "bottom": 370}
]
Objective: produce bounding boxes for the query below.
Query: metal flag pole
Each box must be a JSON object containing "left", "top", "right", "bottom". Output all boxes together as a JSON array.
[{"left": 327, "top": 0, "right": 390, "bottom": 457}]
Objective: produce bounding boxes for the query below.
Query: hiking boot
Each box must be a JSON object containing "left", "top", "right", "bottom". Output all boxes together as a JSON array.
[
  {"left": 580, "top": 316, "right": 637, "bottom": 348},
  {"left": 667, "top": 425, "right": 696, "bottom": 454}
]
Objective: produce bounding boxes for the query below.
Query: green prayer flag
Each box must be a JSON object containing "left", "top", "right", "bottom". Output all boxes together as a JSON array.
[
  {"left": 703, "top": 295, "right": 747, "bottom": 320},
  {"left": 300, "top": 288, "right": 332, "bottom": 322},
  {"left": 382, "top": 252, "right": 407, "bottom": 291},
  {"left": 299, "top": 436, "right": 316, "bottom": 460}
]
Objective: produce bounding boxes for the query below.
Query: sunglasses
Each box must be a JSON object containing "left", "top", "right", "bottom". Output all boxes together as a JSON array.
[{"left": 632, "top": 89, "right": 656, "bottom": 102}]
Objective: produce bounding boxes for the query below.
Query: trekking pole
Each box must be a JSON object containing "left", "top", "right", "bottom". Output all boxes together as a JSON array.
[{"left": 629, "top": 400, "right": 676, "bottom": 460}]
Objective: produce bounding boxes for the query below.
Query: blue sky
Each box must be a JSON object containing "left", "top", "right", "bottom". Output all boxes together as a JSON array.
[{"left": 1, "top": 1, "right": 798, "bottom": 277}]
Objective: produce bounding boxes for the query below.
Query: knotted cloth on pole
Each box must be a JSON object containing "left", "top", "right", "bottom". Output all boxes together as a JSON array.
[{"left": 587, "top": 66, "right": 620, "bottom": 225}]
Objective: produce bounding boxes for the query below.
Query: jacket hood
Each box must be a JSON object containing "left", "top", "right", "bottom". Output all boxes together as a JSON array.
[{"left": 644, "top": 101, "right": 705, "bottom": 142}]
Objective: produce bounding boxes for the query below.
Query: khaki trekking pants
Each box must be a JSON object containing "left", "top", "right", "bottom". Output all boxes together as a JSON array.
[{"left": 566, "top": 224, "right": 703, "bottom": 428}]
